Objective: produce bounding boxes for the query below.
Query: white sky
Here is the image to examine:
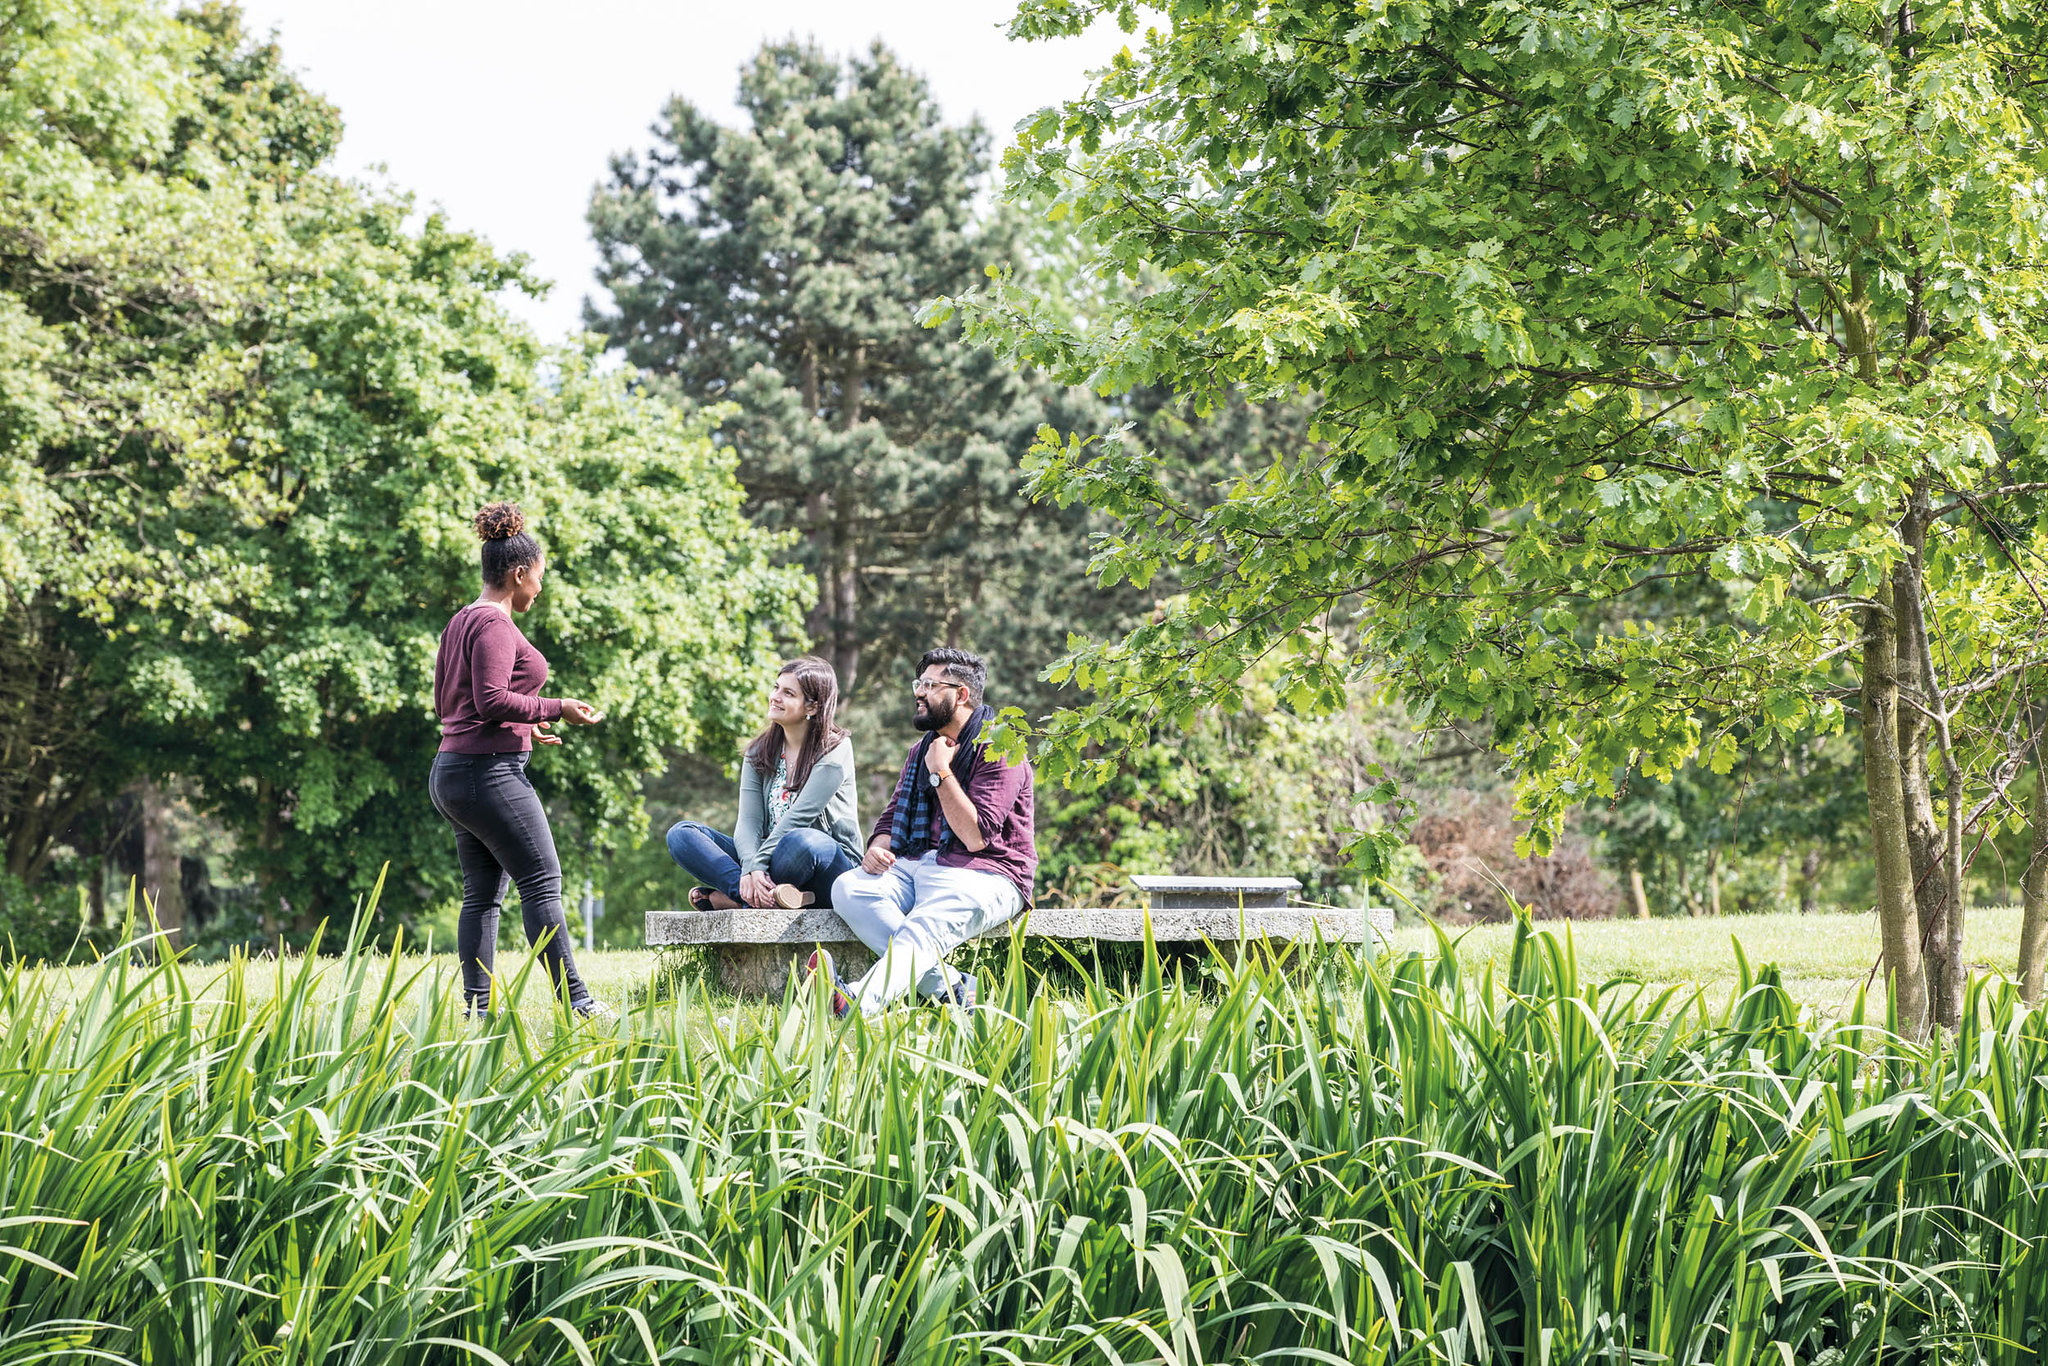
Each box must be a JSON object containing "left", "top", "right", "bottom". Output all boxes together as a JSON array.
[{"left": 236, "top": 1, "right": 1129, "bottom": 341}]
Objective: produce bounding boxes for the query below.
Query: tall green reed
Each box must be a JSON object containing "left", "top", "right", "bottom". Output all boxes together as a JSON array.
[{"left": 0, "top": 887, "right": 2042, "bottom": 1364}]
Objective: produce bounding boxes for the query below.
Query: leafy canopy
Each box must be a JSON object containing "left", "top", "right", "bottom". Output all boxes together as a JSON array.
[
  {"left": 947, "top": 0, "right": 2048, "bottom": 866},
  {"left": 0, "top": 3, "right": 806, "bottom": 923}
]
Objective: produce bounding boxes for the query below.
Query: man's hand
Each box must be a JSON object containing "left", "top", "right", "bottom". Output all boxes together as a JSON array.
[
  {"left": 863, "top": 837, "right": 896, "bottom": 875},
  {"left": 925, "top": 734, "right": 957, "bottom": 774},
  {"left": 739, "top": 870, "right": 776, "bottom": 908}
]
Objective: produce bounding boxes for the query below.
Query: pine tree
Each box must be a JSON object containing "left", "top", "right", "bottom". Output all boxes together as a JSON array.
[{"left": 588, "top": 40, "right": 1101, "bottom": 703}]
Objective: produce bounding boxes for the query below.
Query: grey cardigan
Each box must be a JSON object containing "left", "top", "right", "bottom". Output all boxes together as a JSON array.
[{"left": 734, "top": 735, "right": 862, "bottom": 873}]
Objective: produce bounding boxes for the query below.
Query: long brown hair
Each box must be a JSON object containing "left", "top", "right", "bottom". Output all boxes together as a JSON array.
[{"left": 745, "top": 656, "right": 848, "bottom": 794}]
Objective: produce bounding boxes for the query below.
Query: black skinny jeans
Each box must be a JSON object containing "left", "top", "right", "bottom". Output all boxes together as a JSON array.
[{"left": 429, "top": 751, "right": 591, "bottom": 1010}]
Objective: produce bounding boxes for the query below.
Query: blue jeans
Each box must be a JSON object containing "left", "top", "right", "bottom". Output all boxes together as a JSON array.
[{"left": 665, "top": 822, "right": 855, "bottom": 907}]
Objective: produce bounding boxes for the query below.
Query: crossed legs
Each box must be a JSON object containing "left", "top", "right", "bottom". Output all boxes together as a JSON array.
[{"left": 667, "top": 823, "right": 855, "bottom": 907}]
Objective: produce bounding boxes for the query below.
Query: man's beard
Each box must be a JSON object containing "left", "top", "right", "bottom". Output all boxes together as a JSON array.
[{"left": 912, "top": 699, "right": 944, "bottom": 732}]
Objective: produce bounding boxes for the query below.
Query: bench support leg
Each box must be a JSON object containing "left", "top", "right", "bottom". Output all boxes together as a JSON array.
[{"left": 714, "top": 943, "right": 878, "bottom": 999}]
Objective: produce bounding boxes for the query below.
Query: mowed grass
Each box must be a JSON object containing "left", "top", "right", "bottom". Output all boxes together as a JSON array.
[
  {"left": 1388, "top": 904, "right": 2029, "bottom": 1015},
  {"left": 15, "top": 939, "right": 687, "bottom": 1029},
  {"left": 13, "top": 905, "right": 2027, "bottom": 1024}
]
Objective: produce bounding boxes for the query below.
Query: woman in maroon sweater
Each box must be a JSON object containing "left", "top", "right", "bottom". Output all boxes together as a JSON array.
[{"left": 430, "top": 502, "right": 608, "bottom": 1017}]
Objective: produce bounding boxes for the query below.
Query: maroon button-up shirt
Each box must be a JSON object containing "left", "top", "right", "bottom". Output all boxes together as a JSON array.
[{"left": 871, "top": 737, "right": 1038, "bottom": 906}]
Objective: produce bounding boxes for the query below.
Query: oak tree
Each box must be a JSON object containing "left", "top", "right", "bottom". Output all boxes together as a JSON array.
[
  {"left": 0, "top": 3, "right": 805, "bottom": 932},
  {"left": 957, "top": 0, "right": 2048, "bottom": 1028}
]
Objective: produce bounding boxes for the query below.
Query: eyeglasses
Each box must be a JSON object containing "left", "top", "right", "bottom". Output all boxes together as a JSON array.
[{"left": 911, "top": 678, "right": 959, "bottom": 696}]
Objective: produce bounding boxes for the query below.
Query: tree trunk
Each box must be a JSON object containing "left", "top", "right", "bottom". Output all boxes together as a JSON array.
[
  {"left": 1863, "top": 581, "right": 1929, "bottom": 1031},
  {"left": 824, "top": 346, "right": 865, "bottom": 695},
  {"left": 136, "top": 780, "right": 186, "bottom": 950},
  {"left": 832, "top": 523, "right": 860, "bottom": 694},
  {"left": 256, "top": 776, "right": 282, "bottom": 940},
  {"left": 804, "top": 487, "right": 837, "bottom": 650},
  {"left": 2020, "top": 734, "right": 2048, "bottom": 1005},
  {"left": 1707, "top": 858, "right": 1722, "bottom": 918},
  {"left": 1899, "top": 510, "right": 1965, "bottom": 1029},
  {"left": 801, "top": 498, "right": 861, "bottom": 696},
  {"left": 1629, "top": 865, "right": 1650, "bottom": 920},
  {"left": 0, "top": 600, "right": 108, "bottom": 885},
  {"left": 1895, "top": 516, "right": 1956, "bottom": 1023},
  {"left": 1799, "top": 847, "right": 1821, "bottom": 915}
]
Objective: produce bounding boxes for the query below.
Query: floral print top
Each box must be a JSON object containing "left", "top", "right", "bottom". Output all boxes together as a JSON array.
[{"left": 765, "top": 755, "right": 797, "bottom": 830}]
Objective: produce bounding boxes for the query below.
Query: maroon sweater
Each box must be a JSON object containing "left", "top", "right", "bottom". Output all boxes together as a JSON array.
[{"left": 434, "top": 604, "right": 563, "bottom": 753}]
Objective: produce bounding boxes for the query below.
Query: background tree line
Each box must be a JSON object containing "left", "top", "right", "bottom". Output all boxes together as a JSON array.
[
  {"left": 1, "top": 1, "right": 1911, "bottom": 962},
  {"left": 0, "top": 1, "right": 802, "bottom": 954}
]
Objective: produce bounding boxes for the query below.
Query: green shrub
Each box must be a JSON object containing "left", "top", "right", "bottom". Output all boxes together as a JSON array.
[
  {"left": 0, "top": 900, "right": 2043, "bottom": 1360},
  {"left": 0, "top": 875, "right": 106, "bottom": 965}
]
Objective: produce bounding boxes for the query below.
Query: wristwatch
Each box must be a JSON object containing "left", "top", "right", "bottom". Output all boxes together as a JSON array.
[{"left": 927, "top": 768, "right": 946, "bottom": 790}]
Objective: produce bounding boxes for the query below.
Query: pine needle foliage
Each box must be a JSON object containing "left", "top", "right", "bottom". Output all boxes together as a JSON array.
[{"left": 1, "top": 888, "right": 2045, "bottom": 1361}]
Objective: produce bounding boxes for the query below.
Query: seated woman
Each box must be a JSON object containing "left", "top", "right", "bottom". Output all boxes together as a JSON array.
[{"left": 667, "top": 656, "right": 861, "bottom": 911}]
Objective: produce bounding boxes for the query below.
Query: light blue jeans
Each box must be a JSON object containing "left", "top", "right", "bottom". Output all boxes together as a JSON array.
[{"left": 830, "top": 852, "right": 1022, "bottom": 1013}]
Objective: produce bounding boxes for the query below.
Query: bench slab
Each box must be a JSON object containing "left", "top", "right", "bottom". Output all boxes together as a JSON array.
[
  {"left": 648, "top": 903, "right": 1394, "bottom": 997},
  {"left": 646, "top": 904, "right": 1391, "bottom": 947}
]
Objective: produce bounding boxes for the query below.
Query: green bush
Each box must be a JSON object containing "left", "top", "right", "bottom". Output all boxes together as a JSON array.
[
  {"left": 1035, "top": 669, "right": 1431, "bottom": 911},
  {"left": 0, "top": 875, "right": 106, "bottom": 966},
  {"left": 0, "top": 905, "right": 2044, "bottom": 1358}
]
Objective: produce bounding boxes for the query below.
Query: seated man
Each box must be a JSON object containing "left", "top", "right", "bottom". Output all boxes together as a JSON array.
[{"left": 818, "top": 648, "right": 1035, "bottom": 1014}]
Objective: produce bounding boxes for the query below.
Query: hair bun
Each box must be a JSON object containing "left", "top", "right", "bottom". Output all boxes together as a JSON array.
[{"left": 474, "top": 502, "right": 525, "bottom": 541}]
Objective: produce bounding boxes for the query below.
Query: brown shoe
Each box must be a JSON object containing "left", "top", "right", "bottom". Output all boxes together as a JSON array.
[{"left": 772, "top": 884, "right": 816, "bottom": 910}]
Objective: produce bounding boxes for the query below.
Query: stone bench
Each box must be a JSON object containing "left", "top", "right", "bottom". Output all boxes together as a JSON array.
[{"left": 645, "top": 874, "right": 1395, "bottom": 996}]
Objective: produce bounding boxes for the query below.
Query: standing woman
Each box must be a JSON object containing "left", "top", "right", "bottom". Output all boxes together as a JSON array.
[
  {"left": 431, "top": 502, "right": 610, "bottom": 1017},
  {"left": 667, "top": 656, "right": 861, "bottom": 912}
]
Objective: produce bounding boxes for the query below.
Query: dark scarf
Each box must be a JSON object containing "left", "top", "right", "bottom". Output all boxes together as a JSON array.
[{"left": 888, "top": 703, "right": 993, "bottom": 857}]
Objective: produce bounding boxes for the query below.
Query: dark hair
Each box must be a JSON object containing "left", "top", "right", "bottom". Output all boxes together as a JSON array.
[
  {"left": 745, "top": 656, "right": 849, "bottom": 794},
  {"left": 917, "top": 647, "right": 987, "bottom": 708},
  {"left": 475, "top": 501, "right": 543, "bottom": 588}
]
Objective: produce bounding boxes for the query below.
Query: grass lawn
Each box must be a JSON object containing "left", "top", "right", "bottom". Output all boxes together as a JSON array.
[
  {"left": 1387, "top": 904, "right": 2028, "bottom": 1015},
  {"left": 14, "top": 905, "right": 2027, "bottom": 1024},
  {"left": 13, "top": 942, "right": 689, "bottom": 1031}
]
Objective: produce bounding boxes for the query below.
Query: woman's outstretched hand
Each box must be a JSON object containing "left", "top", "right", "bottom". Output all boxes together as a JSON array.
[{"left": 534, "top": 699, "right": 602, "bottom": 745}]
